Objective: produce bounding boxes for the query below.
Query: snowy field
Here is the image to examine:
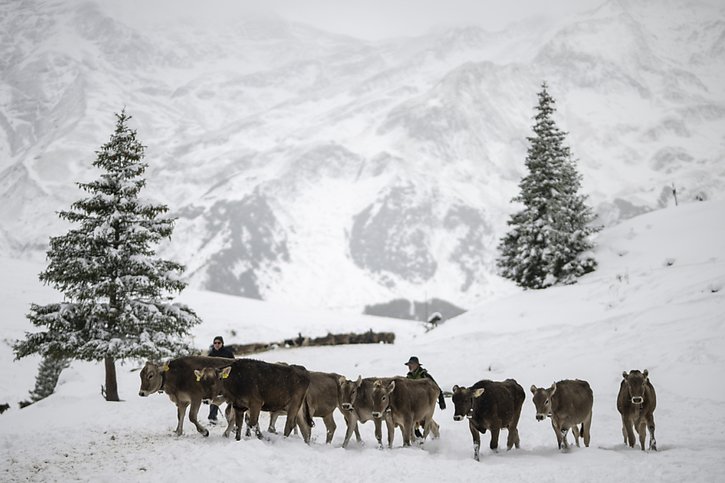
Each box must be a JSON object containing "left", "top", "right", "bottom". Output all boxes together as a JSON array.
[{"left": 1, "top": 199, "right": 724, "bottom": 482}]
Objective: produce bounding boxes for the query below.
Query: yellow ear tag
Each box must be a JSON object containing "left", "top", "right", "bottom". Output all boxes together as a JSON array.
[
  {"left": 221, "top": 371, "right": 230, "bottom": 379},
  {"left": 162, "top": 363, "right": 170, "bottom": 372},
  {"left": 195, "top": 374, "right": 202, "bottom": 382}
]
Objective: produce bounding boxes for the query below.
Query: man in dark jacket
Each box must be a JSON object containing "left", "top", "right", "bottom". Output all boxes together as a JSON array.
[{"left": 207, "top": 336, "right": 235, "bottom": 424}]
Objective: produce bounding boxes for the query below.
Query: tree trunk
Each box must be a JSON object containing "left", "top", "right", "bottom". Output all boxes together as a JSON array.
[{"left": 104, "top": 356, "right": 120, "bottom": 401}]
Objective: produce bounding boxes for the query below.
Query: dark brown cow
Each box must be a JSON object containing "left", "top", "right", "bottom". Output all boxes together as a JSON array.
[
  {"left": 530, "top": 379, "right": 594, "bottom": 450},
  {"left": 138, "top": 356, "right": 233, "bottom": 436},
  {"left": 266, "top": 371, "right": 359, "bottom": 444},
  {"left": 617, "top": 369, "right": 657, "bottom": 451},
  {"left": 370, "top": 377, "right": 440, "bottom": 447},
  {"left": 451, "top": 379, "right": 525, "bottom": 461},
  {"left": 338, "top": 376, "right": 393, "bottom": 448},
  {"left": 195, "top": 358, "right": 313, "bottom": 443}
]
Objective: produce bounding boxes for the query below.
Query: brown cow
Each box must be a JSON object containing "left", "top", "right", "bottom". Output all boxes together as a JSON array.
[
  {"left": 138, "top": 356, "right": 233, "bottom": 437},
  {"left": 266, "top": 371, "right": 359, "bottom": 444},
  {"left": 195, "top": 358, "right": 313, "bottom": 442},
  {"left": 617, "top": 369, "right": 657, "bottom": 451},
  {"left": 339, "top": 376, "right": 393, "bottom": 448},
  {"left": 451, "top": 379, "right": 525, "bottom": 461},
  {"left": 530, "top": 379, "right": 594, "bottom": 450},
  {"left": 370, "top": 377, "right": 440, "bottom": 447}
]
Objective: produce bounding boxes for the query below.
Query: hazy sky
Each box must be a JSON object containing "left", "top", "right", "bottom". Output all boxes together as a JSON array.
[{"left": 103, "top": 0, "right": 606, "bottom": 40}]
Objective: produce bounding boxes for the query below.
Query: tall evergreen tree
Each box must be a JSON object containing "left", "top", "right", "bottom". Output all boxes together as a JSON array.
[
  {"left": 19, "top": 355, "right": 70, "bottom": 408},
  {"left": 497, "top": 82, "right": 599, "bottom": 289},
  {"left": 14, "top": 110, "right": 201, "bottom": 401}
]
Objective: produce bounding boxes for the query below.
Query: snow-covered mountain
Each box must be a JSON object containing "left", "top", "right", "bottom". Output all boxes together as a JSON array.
[{"left": 2, "top": 0, "right": 724, "bottom": 314}]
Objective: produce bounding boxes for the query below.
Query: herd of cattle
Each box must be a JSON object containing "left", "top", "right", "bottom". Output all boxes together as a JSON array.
[{"left": 138, "top": 356, "right": 657, "bottom": 460}]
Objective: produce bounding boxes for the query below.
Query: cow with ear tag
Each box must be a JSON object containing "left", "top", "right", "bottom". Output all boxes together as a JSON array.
[
  {"left": 530, "top": 379, "right": 593, "bottom": 450},
  {"left": 617, "top": 369, "right": 657, "bottom": 451},
  {"left": 451, "top": 379, "right": 524, "bottom": 461},
  {"left": 138, "top": 356, "right": 233, "bottom": 437}
]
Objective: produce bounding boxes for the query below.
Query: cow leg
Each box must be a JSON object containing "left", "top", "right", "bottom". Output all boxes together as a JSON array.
[
  {"left": 234, "top": 406, "right": 246, "bottom": 441},
  {"left": 582, "top": 411, "right": 593, "bottom": 448},
  {"left": 647, "top": 413, "right": 657, "bottom": 451},
  {"left": 268, "top": 411, "right": 279, "bottom": 434},
  {"left": 636, "top": 419, "right": 647, "bottom": 451},
  {"left": 622, "top": 415, "right": 636, "bottom": 448},
  {"left": 506, "top": 426, "right": 519, "bottom": 451},
  {"left": 372, "top": 417, "right": 383, "bottom": 449},
  {"left": 386, "top": 415, "right": 395, "bottom": 448},
  {"left": 175, "top": 401, "right": 189, "bottom": 436},
  {"left": 551, "top": 419, "right": 566, "bottom": 450},
  {"left": 489, "top": 427, "right": 500, "bottom": 452},
  {"left": 284, "top": 395, "right": 305, "bottom": 439},
  {"left": 429, "top": 419, "right": 440, "bottom": 439},
  {"left": 341, "top": 413, "right": 359, "bottom": 448},
  {"left": 188, "top": 398, "right": 209, "bottom": 437},
  {"left": 223, "top": 404, "right": 235, "bottom": 438},
  {"left": 322, "top": 413, "right": 336, "bottom": 445},
  {"left": 247, "top": 405, "right": 264, "bottom": 440},
  {"left": 469, "top": 421, "right": 481, "bottom": 461},
  {"left": 401, "top": 416, "right": 415, "bottom": 447},
  {"left": 571, "top": 424, "right": 581, "bottom": 447}
]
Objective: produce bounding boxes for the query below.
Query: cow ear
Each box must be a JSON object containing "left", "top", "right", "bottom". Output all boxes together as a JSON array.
[
  {"left": 220, "top": 367, "right": 232, "bottom": 379},
  {"left": 643, "top": 369, "right": 649, "bottom": 378},
  {"left": 387, "top": 381, "right": 396, "bottom": 393},
  {"left": 194, "top": 370, "right": 202, "bottom": 382},
  {"left": 338, "top": 376, "right": 347, "bottom": 387},
  {"left": 622, "top": 371, "right": 628, "bottom": 379},
  {"left": 530, "top": 385, "right": 537, "bottom": 394},
  {"left": 452, "top": 385, "right": 459, "bottom": 393},
  {"left": 472, "top": 388, "right": 485, "bottom": 398}
]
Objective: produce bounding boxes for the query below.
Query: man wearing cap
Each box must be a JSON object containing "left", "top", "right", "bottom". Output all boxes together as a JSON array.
[{"left": 207, "top": 336, "right": 235, "bottom": 424}]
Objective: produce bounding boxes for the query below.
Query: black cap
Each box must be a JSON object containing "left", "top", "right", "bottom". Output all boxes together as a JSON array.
[{"left": 405, "top": 356, "right": 420, "bottom": 366}]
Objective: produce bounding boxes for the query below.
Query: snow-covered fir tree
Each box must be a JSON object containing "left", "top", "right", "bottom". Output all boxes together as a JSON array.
[
  {"left": 497, "top": 82, "right": 599, "bottom": 289},
  {"left": 14, "top": 110, "right": 201, "bottom": 401}
]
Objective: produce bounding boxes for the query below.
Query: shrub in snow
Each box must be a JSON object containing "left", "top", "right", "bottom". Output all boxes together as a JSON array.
[
  {"left": 497, "top": 82, "right": 600, "bottom": 289},
  {"left": 14, "top": 110, "right": 201, "bottom": 401}
]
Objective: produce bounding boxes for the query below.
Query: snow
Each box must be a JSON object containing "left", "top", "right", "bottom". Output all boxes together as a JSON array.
[{"left": 1, "top": 199, "right": 724, "bottom": 481}]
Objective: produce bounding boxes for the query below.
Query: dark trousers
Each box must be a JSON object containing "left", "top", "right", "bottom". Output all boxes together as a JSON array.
[{"left": 209, "top": 403, "right": 220, "bottom": 420}]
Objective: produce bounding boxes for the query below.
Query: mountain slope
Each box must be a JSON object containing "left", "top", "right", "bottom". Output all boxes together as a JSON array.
[{"left": 1, "top": 0, "right": 724, "bottom": 313}]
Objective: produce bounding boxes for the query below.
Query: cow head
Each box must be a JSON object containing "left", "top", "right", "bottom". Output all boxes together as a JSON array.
[
  {"left": 339, "top": 376, "right": 362, "bottom": 411},
  {"left": 451, "top": 385, "right": 485, "bottom": 421},
  {"left": 194, "top": 366, "right": 230, "bottom": 401},
  {"left": 371, "top": 379, "right": 394, "bottom": 419},
  {"left": 530, "top": 383, "right": 556, "bottom": 421},
  {"left": 138, "top": 361, "right": 167, "bottom": 396},
  {"left": 622, "top": 369, "right": 649, "bottom": 405}
]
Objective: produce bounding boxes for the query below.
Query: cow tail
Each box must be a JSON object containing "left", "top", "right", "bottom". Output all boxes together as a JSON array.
[
  {"left": 303, "top": 396, "right": 314, "bottom": 428},
  {"left": 580, "top": 423, "right": 585, "bottom": 440}
]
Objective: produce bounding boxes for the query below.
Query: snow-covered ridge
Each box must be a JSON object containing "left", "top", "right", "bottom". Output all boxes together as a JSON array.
[{"left": 1, "top": 0, "right": 724, "bottom": 313}]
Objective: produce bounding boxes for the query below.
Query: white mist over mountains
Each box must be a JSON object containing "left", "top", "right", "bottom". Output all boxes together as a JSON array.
[{"left": 1, "top": 0, "right": 723, "bottom": 314}]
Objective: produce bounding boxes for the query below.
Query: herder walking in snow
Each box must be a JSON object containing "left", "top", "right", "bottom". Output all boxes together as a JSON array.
[{"left": 207, "top": 336, "right": 235, "bottom": 424}]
